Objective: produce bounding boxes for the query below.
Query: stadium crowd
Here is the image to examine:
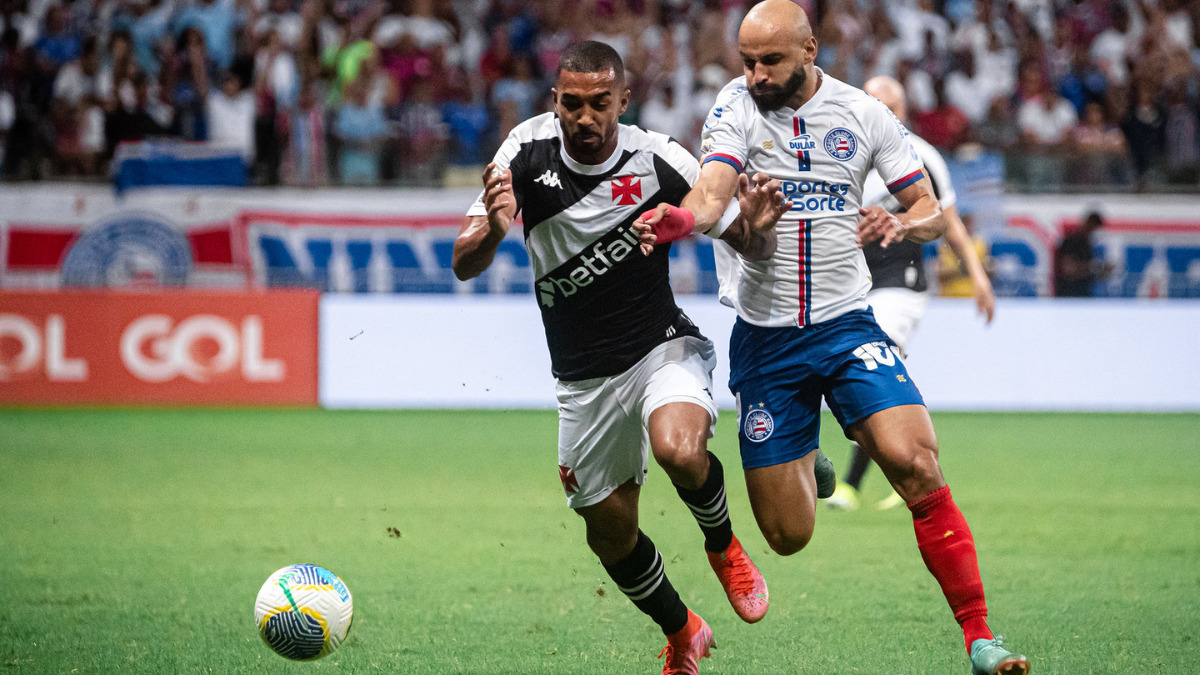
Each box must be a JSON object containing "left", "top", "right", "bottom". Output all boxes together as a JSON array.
[{"left": 0, "top": 0, "right": 1196, "bottom": 189}]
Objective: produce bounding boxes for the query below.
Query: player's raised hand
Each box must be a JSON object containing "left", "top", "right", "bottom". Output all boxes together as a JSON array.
[
  {"left": 482, "top": 163, "right": 516, "bottom": 231},
  {"left": 856, "top": 206, "right": 909, "bottom": 249},
  {"left": 737, "top": 172, "right": 789, "bottom": 232}
]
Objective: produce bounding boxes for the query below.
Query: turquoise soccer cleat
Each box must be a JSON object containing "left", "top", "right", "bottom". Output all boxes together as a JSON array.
[{"left": 970, "top": 636, "right": 1030, "bottom": 675}]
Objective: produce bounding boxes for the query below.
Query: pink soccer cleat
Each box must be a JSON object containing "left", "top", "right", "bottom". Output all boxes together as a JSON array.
[
  {"left": 707, "top": 534, "right": 769, "bottom": 623},
  {"left": 658, "top": 610, "right": 715, "bottom": 675}
]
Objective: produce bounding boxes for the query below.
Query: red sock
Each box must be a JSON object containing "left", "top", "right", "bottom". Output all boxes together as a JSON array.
[{"left": 908, "top": 485, "right": 993, "bottom": 653}]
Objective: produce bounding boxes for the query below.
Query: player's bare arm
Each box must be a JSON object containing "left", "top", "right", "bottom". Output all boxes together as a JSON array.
[
  {"left": 452, "top": 163, "right": 514, "bottom": 280},
  {"left": 681, "top": 159, "right": 740, "bottom": 234},
  {"left": 856, "top": 176, "right": 947, "bottom": 249},
  {"left": 940, "top": 203, "right": 996, "bottom": 323},
  {"left": 633, "top": 162, "right": 783, "bottom": 260}
]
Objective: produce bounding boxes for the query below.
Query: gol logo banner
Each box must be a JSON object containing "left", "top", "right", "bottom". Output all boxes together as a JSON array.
[{"left": 0, "top": 290, "right": 318, "bottom": 405}]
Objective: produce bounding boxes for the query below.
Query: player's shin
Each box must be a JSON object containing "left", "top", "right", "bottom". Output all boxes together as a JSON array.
[
  {"left": 844, "top": 442, "right": 872, "bottom": 491},
  {"left": 674, "top": 451, "right": 734, "bottom": 553},
  {"left": 908, "top": 485, "right": 993, "bottom": 653},
  {"left": 602, "top": 530, "right": 690, "bottom": 635}
]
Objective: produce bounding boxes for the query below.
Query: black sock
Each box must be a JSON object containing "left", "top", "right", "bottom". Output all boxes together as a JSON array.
[
  {"left": 602, "top": 530, "right": 689, "bottom": 635},
  {"left": 844, "top": 442, "right": 872, "bottom": 490},
  {"left": 675, "top": 451, "right": 734, "bottom": 553}
]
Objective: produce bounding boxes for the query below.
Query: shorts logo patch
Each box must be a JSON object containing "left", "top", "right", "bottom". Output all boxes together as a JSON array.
[
  {"left": 852, "top": 341, "right": 901, "bottom": 371},
  {"left": 743, "top": 405, "right": 774, "bottom": 442},
  {"left": 824, "top": 127, "right": 858, "bottom": 161},
  {"left": 558, "top": 465, "right": 580, "bottom": 494}
]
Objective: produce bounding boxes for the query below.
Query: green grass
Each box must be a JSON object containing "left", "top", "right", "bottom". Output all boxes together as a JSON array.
[{"left": 1, "top": 410, "right": 1198, "bottom": 674}]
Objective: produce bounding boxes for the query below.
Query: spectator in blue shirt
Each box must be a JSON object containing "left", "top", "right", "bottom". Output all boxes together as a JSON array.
[
  {"left": 175, "top": 0, "right": 238, "bottom": 70},
  {"left": 334, "top": 75, "right": 387, "bottom": 185}
]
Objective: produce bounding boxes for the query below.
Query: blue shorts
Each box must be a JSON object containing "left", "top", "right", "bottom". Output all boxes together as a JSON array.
[{"left": 728, "top": 309, "right": 925, "bottom": 470}]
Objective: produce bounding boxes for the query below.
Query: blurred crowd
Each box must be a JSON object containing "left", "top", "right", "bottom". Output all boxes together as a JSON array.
[{"left": 0, "top": 0, "right": 1197, "bottom": 189}]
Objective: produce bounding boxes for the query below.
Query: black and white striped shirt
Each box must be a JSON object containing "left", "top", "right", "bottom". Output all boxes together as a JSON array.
[{"left": 467, "top": 112, "right": 703, "bottom": 381}]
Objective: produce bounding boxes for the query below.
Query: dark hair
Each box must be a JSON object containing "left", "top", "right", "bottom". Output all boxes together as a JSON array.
[{"left": 556, "top": 40, "right": 624, "bottom": 85}]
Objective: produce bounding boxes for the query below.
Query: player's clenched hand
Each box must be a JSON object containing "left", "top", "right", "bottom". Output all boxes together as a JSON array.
[
  {"left": 634, "top": 202, "right": 695, "bottom": 257},
  {"left": 632, "top": 205, "right": 664, "bottom": 257},
  {"left": 482, "top": 163, "right": 516, "bottom": 231},
  {"left": 737, "top": 172, "right": 789, "bottom": 232},
  {"left": 856, "top": 206, "right": 908, "bottom": 249}
]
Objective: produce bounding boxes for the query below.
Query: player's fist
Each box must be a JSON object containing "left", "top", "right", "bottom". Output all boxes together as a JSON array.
[
  {"left": 634, "top": 204, "right": 695, "bottom": 256},
  {"left": 856, "top": 206, "right": 908, "bottom": 249},
  {"left": 482, "top": 163, "right": 516, "bottom": 230}
]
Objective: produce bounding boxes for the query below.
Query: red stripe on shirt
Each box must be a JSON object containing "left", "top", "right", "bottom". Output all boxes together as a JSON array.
[
  {"left": 702, "top": 153, "right": 744, "bottom": 173},
  {"left": 887, "top": 169, "right": 924, "bottom": 194}
]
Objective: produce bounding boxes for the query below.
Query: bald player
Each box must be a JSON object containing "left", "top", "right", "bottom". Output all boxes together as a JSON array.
[
  {"left": 635, "top": 2, "right": 1031, "bottom": 673},
  {"left": 828, "top": 75, "right": 997, "bottom": 512}
]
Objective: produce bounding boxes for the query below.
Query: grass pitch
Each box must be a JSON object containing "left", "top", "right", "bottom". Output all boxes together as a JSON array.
[{"left": 1, "top": 409, "right": 1198, "bottom": 674}]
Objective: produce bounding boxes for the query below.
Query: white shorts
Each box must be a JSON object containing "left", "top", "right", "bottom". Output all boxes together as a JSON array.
[
  {"left": 555, "top": 336, "right": 719, "bottom": 509},
  {"left": 866, "top": 287, "right": 929, "bottom": 354}
]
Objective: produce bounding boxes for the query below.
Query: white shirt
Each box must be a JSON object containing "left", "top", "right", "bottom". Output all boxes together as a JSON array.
[
  {"left": 52, "top": 62, "right": 101, "bottom": 105},
  {"left": 944, "top": 69, "right": 994, "bottom": 123},
  {"left": 1017, "top": 96, "right": 1078, "bottom": 145},
  {"left": 705, "top": 70, "right": 924, "bottom": 328},
  {"left": 862, "top": 132, "right": 955, "bottom": 212},
  {"left": 1090, "top": 28, "right": 1138, "bottom": 85},
  {"left": 206, "top": 90, "right": 257, "bottom": 161}
]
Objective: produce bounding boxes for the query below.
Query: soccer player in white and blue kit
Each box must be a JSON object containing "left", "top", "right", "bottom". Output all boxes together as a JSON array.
[{"left": 636, "top": 2, "right": 1030, "bottom": 673}]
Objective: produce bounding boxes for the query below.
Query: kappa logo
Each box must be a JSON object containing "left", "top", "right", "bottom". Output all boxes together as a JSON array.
[{"left": 534, "top": 170, "right": 562, "bottom": 188}]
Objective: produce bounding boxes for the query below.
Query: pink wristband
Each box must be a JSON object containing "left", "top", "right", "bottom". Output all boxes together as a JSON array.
[{"left": 642, "top": 205, "right": 696, "bottom": 244}]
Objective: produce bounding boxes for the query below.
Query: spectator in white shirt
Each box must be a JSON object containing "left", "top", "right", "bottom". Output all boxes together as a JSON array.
[
  {"left": 1016, "top": 67, "right": 1077, "bottom": 188},
  {"left": 206, "top": 71, "right": 256, "bottom": 162},
  {"left": 51, "top": 35, "right": 105, "bottom": 173},
  {"left": 1090, "top": 4, "right": 1140, "bottom": 86},
  {"left": 1017, "top": 83, "right": 1078, "bottom": 146},
  {"left": 888, "top": 0, "right": 949, "bottom": 61},
  {"left": 944, "top": 49, "right": 993, "bottom": 123}
]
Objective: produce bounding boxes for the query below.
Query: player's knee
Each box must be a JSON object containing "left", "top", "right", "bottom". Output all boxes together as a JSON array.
[
  {"left": 651, "top": 440, "right": 707, "bottom": 484},
  {"left": 891, "top": 441, "right": 944, "bottom": 500},
  {"left": 763, "top": 523, "right": 813, "bottom": 556},
  {"left": 584, "top": 520, "right": 638, "bottom": 564}
]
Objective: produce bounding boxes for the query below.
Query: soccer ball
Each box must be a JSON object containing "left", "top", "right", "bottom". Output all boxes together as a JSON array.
[{"left": 254, "top": 564, "right": 354, "bottom": 661}]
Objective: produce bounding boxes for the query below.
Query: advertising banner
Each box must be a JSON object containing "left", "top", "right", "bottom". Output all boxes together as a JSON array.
[
  {"left": 2, "top": 185, "right": 1197, "bottom": 297},
  {"left": 320, "top": 295, "right": 1200, "bottom": 412},
  {"left": 0, "top": 290, "right": 318, "bottom": 405}
]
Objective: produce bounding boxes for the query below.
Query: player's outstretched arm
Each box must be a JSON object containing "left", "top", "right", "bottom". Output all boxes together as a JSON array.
[
  {"left": 682, "top": 159, "right": 741, "bottom": 234},
  {"left": 940, "top": 204, "right": 995, "bottom": 323},
  {"left": 856, "top": 176, "right": 947, "bottom": 249},
  {"left": 453, "top": 164, "right": 516, "bottom": 281},
  {"left": 634, "top": 160, "right": 766, "bottom": 256},
  {"left": 721, "top": 172, "right": 788, "bottom": 261}
]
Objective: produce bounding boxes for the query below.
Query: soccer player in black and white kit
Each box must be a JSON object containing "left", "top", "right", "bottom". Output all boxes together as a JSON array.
[
  {"left": 452, "top": 41, "right": 787, "bottom": 675},
  {"left": 827, "top": 75, "right": 998, "bottom": 512}
]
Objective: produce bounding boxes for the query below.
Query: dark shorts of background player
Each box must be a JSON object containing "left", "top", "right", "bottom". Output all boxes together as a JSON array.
[{"left": 728, "top": 309, "right": 926, "bottom": 470}]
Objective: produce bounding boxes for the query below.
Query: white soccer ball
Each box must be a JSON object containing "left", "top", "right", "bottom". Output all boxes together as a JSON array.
[{"left": 254, "top": 564, "right": 354, "bottom": 661}]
